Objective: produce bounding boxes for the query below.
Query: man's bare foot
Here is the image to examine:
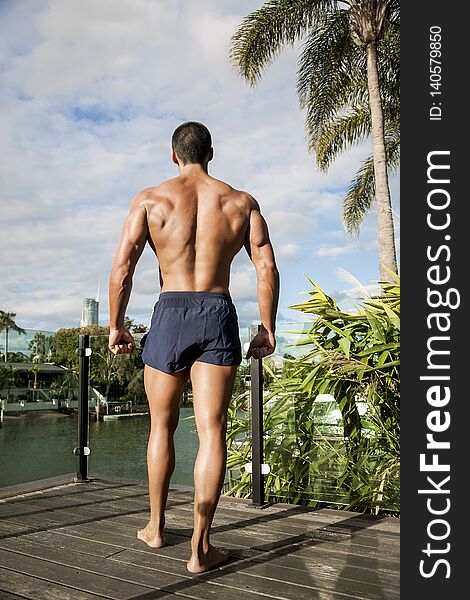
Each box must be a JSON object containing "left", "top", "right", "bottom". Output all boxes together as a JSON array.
[
  {"left": 187, "top": 544, "right": 230, "bottom": 573},
  {"left": 137, "top": 522, "right": 167, "bottom": 548}
]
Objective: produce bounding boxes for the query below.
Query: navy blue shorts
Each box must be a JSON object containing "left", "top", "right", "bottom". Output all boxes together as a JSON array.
[{"left": 141, "top": 291, "right": 242, "bottom": 374}]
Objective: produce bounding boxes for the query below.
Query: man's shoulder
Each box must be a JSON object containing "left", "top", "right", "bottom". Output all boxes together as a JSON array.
[
  {"left": 131, "top": 180, "right": 178, "bottom": 208},
  {"left": 210, "top": 177, "right": 259, "bottom": 209},
  {"left": 232, "top": 188, "right": 260, "bottom": 212}
]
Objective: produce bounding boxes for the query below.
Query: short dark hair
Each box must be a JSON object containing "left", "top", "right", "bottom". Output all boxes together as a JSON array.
[{"left": 171, "top": 121, "right": 212, "bottom": 165}]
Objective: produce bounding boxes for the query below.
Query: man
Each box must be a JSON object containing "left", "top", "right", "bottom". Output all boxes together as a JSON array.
[{"left": 108, "top": 121, "right": 279, "bottom": 573}]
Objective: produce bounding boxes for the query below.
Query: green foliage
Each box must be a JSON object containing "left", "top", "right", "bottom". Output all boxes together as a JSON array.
[
  {"left": 0, "top": 310, "right": 26, "bottom": 336},
  {"left": 50, "top": 325, "right": 106, "bottom": 369},
  {"left": 49, "top": 325, "right": 146, "bottom": 403},
  {"left": 89, "top": 334, "right": 143, "bottom": 401},
  {"left": 0, "top": 364, "right": 22, "bottom": 398},
  {"left": 29, "top": 332, "right": 54, "bottom": 363},
  {"left": 230, "top": 0, "right": 400, "bottom": 234},
  {"left": 0, "top": 310, "right": 26, "bottom": 362},
  {"left": 226, "top": 275, "right": 400, "bottom": 513}
]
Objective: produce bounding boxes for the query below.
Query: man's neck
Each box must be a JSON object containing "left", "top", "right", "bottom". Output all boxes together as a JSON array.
[{"left": 177, "top": 162, "right": 209, "bottom": 176}]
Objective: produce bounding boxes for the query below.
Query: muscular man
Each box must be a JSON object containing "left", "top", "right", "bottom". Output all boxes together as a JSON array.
[{"left": 108, "top": 122, "right": 279, "bottom": 573}]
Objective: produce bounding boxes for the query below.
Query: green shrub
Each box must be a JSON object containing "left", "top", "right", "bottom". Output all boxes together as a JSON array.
[{"left": 226, "top": 273, "right": 400, "bottom": 514}]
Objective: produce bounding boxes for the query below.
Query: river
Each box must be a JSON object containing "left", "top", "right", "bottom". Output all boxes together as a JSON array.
[{"left": 0, "top": 408, "right": 199, "bottom": 488}]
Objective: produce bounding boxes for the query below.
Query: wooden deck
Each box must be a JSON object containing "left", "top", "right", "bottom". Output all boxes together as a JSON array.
[{"left": 0, "top": 477, "right": 400, "bottom": 599}]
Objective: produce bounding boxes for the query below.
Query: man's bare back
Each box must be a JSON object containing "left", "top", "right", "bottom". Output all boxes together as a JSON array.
[{"left": 140, "top": 169, "right": 253, "bottom": 294}]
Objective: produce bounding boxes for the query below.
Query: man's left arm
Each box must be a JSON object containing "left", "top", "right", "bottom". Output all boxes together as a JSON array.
[{"left": 108, "top": 192, "right": 148, "bottom": 354}]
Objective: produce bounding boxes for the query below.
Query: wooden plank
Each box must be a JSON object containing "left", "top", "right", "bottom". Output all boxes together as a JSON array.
[
  {"left": 3, "top": 486, "right": 396, "bottom": 547},
  {"left": 16, "top": 489, "right": 399, "bottom": 551},
  {"left": 9, "top": 514, "right": 398, "bottom": 570},
  {"left": 83, "top": 485, "right": 400, "bottom": 536},
  {"left": 51, "top": 521, "right": 400, "bottom": 584},
  {"left": 160, "top": 500, "right": 400, "bottom": 543},
  {"left": 0, "top": 487, "right": 150, "bottom": 518},
  {"left": 0, "top": 483, "right": 399, "bottom": 600},
  {"left": 181, "top": 491, "right": 400, "bottom": 533},
  {"left": 110, "top": 548, "right": 397, "bottom": 600},
  {"left": 0, "top": 522, "right": 113, "bottom": 558},
  {"left": 21, "top": 496, "right": 399, "bottom": 560},
  {"left": 0, "top": 517, "right": 399, "bottom": 593},
  {"left": 35, "top": 487, "right": 399, "bottom": 544},
  {"left": 0, "top": 539, "right": 284, "bottom": 600},
  {"left": 0, "top": 590, "right": 28, "bottom": 600},
  {"left": 0, "top": 510, "right": 399, "bottom": 599},
  {"left": 0, "top": 566, "right": 99, "bottom": 600},
  {"left": 0, "top": 480, "right": 141, "bottom": 502},
  {"left": 49, "top": 481, "right": 399, "bottom": 533},
  {"left": 0, "top": 475, "right": 77, "bottom": 500},
  {"left": 0, "top": 548, "right": 150, "bottom": 599},
  {"left": 0, "top": 501, "right": 399, "bottom": 567}
]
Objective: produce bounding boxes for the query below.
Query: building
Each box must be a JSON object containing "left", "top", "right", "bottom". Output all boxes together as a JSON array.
[
  {"left": 80, "top": 282, "right": 100, "bottom": 327},
  {"left": 0, "top": 361, "right": 105, "bottom": 414},
  {"left": 80, "top": 298, "right": 99, "bottom": 327}
]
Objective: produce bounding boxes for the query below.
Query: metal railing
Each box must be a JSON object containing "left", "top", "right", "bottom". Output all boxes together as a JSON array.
[
  {"left": 74, "top": 331, "right": 267, "bottom": 506},
  {"left": 74, "top": 334, "right": 91, "bottom": 481}
]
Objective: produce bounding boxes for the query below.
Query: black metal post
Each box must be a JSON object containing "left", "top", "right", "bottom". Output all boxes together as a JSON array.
[
  {"left": 75, "top": 334, "right": 91, "bottom": 481},
  {"left": 249, "top": 324, "right": 265, "bottom": 506}
]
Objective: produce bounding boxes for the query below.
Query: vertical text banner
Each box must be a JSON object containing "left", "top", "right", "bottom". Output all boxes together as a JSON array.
[{"left": 401, "top": 1, "right": 467, "bottom": 596}]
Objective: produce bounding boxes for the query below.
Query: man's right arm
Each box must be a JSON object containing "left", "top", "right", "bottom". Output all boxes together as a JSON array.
[{"left": 244, "top": 196, "right": 280, "bottom": 359}]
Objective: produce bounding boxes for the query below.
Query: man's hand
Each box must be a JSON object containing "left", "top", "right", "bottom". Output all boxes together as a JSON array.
[
  {"left": 246, "top": 325, "right": 276, "bottom": 360},
  {"left": 108, "top": 328, "right": 136, "bottom": 355}
]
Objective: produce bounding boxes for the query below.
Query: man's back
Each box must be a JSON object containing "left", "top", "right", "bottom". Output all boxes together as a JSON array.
[{"left": 141, "top": 170, "right": 252, "bottom": 293}]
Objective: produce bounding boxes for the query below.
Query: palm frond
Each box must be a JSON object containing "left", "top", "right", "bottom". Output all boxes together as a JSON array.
[
  {"left": 230, "top": 0, "right": 337, "bottom": 86},
  {"left": 300, "top": 14, "right": 399, "bottom": 156},
  {"left": 343, "top": 127, "right": 400, "bottom": 235},
  {"left": 297, "top": 10, "right": 366, "bottom": 145},
  {"left": 316, "top": 106, "right": 372, "bottom": 170}
]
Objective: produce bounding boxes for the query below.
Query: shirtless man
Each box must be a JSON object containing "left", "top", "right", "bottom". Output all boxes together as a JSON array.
[{"left": 108, "top": 121, "right": 279, "bottom": 573}]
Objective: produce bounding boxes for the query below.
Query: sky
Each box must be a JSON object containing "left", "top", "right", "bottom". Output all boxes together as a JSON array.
[{"left": 0, "top": 0, "right": 399, "bottom": 337}]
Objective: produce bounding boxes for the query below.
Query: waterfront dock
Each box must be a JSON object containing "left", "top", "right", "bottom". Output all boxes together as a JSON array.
[
  {"left": 102, "top": 411, "right": 149, "bottom": 421},
  {"left": 0, "top": 476, "right": 400, "bottom": 599}
]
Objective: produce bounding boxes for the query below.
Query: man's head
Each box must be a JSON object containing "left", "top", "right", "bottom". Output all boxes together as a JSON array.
[{"left": 171, "top": 121, "right": 213, "bottom": 167}]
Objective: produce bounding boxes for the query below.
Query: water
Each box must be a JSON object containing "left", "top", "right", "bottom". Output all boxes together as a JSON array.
[{"left": 0, "top": 408, "right": 199, "bottom": 488}]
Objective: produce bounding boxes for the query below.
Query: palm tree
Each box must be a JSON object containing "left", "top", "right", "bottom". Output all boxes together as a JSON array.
[
  {"left": 28, "top": 332, "right": 53, "bottom": 363},
  {"left": 0, "top": 311, "right": 27, "bottom": 363},
  {"left": 230, "top": 0, "right": 399, "bottom": 282}
]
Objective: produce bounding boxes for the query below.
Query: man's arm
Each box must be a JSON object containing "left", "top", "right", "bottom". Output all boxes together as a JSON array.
[
  {"left": 108, "top": 192, "right": 148, "bottom": 354},
  {"left": 244, "top": 196, "right": 280, "bottom": 359}
]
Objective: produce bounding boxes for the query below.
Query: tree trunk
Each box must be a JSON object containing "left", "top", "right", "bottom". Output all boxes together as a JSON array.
[{"left": 366, "top": 41, "right": 398, "bottom": 282}]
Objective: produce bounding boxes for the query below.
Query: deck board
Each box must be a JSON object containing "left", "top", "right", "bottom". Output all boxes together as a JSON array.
[{"left": 0, "top": 477, "right": 399, "bottom": 599}]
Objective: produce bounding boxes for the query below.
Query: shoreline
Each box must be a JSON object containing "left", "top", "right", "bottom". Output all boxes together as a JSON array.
[{"left": 1, "top": 411, "right": 74, "bottom": 420}]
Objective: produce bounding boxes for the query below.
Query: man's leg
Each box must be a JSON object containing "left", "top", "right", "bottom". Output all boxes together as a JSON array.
[
  {"left": 137, "top": 364, "right": 188, "bottom": 548},
  {"left": 187, "top": 361, "right": 237, "bottom": 573}
]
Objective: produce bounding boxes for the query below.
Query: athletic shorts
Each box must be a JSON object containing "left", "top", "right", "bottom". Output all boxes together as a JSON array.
[{"left": 141, "top": 291, "right": 242, "bottom": 374}]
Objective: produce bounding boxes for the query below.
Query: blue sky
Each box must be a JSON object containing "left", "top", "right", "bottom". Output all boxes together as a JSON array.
[{"left": 0, "top": 0, "right": 399, "bottom": 334}]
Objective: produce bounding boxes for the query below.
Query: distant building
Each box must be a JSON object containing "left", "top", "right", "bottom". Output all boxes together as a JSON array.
[
  {"left": 80, "top": 281, "right": 100, "bottom": 327},
  {"left": 80, "top": 297, "right": 99, "bottom": 327}
]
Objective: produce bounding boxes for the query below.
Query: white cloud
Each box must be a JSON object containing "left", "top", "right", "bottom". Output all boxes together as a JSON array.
[
  {"left": 268, "top": 211, "right": 315, "bottom": 240},
  {"left": 0, "top": 0, "right": 393, "bottom": 330},
  {"left": 316, "top": 244, "right": 355, "bottom": 257},
  {"left": 229, "top": 269, "right": 258, "bottom": 302},
  {"left": 277, "top": 243, "right": 301, "bottom": 265}
]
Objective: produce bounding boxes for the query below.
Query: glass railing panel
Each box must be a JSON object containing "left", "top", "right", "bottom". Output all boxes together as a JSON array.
[
  {"left": 224, "top": 350, "right": 251, "bottom": 498},
  {"left": 86, "top": 330, "right": 252, "bottom": 497},
  {"left": 256, "top": 320, "right": 399, "bottom": 512},
  {"left": 0, "top": 329, "right": 79, "bottom": 488}
]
